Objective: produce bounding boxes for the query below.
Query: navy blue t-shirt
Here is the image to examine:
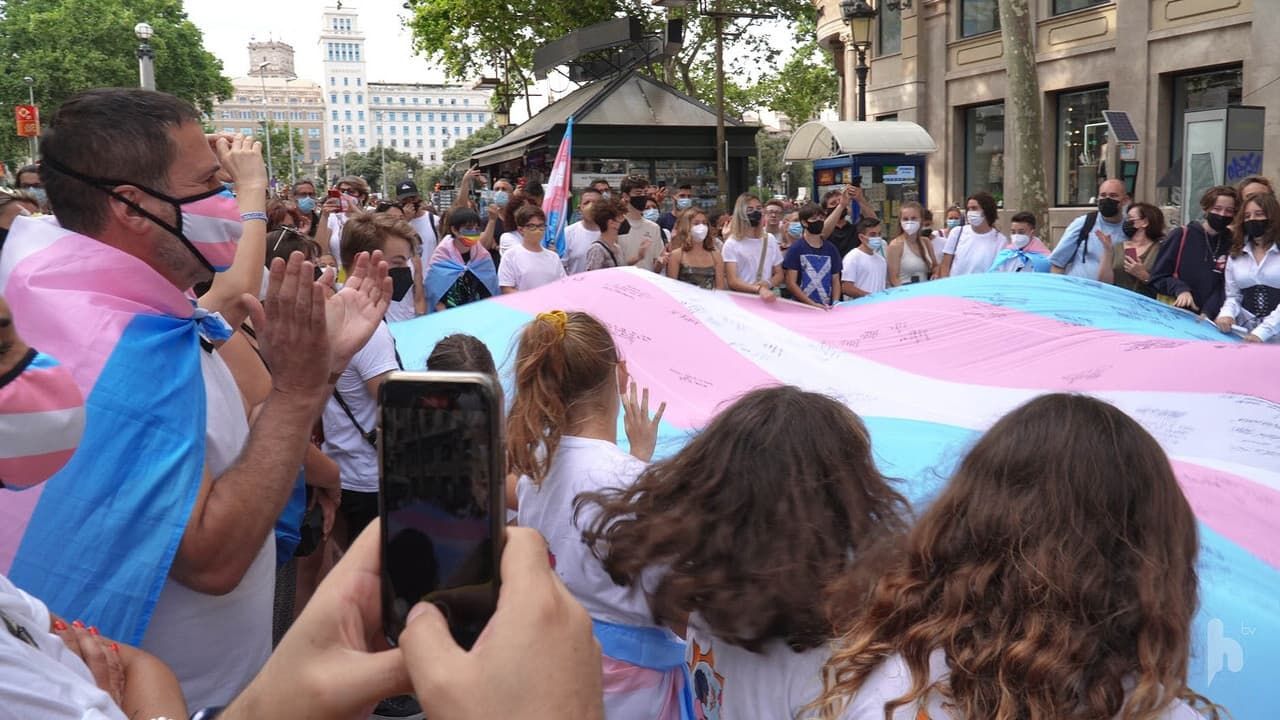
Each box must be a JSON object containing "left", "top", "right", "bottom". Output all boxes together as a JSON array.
[{"left": 783, "top": 239, "right": 844, "bottom": 305}]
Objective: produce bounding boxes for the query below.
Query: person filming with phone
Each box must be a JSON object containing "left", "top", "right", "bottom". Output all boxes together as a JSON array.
[{"left": 821, "top": 182, "right": 878, "bottom": 257}]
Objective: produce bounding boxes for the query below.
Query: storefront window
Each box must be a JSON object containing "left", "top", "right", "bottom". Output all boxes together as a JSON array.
[
  {"left": 964, "top": 103, "right": 1005, "bottom": 205},
  {"left": 1056, "top": 87, "right": 1109, "bottom": 206},
  {"left": 960, "top": 0, "right": 1000, "bottom": 38},
  {"left": 879, "top": 2, "right": 901, "bottom": 55},
  {"left": 1053, "top": 0, "right": 1108, "bottom": 14},
  {"left": 1170, "top": 66, "right": 1243, "bottom": 169}
]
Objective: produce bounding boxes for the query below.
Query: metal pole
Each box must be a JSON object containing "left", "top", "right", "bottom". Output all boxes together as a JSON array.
[
  {"left": 285, "top": 78, "right": 297, "bottom": 185},
  {"left": 259, "top": 71, "right": 275, "bottom": 191},
  {"left": 714, "top": 13, "right": 727, "bottom": 207},
  {"left": 23, "top": 77, "right": 36, "bottom": 162},
  {"left": 137, "top": 43, "right": 155, "bottom": 91},
  {"left": 380, "top": 141, "right": 387, "bottom": 198},
  {"left": 855, "top": 46, "right": 869, "bottom": 122}
]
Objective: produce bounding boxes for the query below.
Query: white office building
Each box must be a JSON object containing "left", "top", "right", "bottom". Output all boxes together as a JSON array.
[{"left": 320, "top": 5, "right": 491, "bottom": 163}]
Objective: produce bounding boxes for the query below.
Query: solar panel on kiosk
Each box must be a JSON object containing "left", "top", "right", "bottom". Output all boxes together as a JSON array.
[{"left": 1103, "top": 111, "right": 1140, "bottom": 143}]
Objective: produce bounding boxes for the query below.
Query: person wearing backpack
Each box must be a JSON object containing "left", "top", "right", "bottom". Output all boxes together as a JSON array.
[
  {"left": 1049, "top": 179, "right": 1128, "bottom": 280},
  {"left": 1149, "top": 185, "right": 1240, "bottom": 318}
]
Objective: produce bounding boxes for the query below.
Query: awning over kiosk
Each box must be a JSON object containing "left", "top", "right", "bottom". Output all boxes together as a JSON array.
[{"left": 784, "top": 120, "right": 938, "bottom": 162}]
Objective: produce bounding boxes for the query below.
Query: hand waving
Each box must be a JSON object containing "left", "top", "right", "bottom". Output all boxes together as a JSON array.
[
  {"left": 622, "top": 381, "right": 666, "bottom": 462},
  {"left": 250, "top": 252, "right": 330, "bottom": 400},
  {"left": 327, "top": 250, "right": 392, "bottom": 375},
  {"left": 216, "top": 134, "right": 268, "bottom": 192}
]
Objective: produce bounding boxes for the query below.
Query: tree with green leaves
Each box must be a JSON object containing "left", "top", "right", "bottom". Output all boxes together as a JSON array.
[
  {"left": 0, "top": 0, "right": 231, "bottom": 168},
  {"left": 256, "top": 121, "right": 304, "bottom": 186},
  {"left": 333, "top": 146, "right": 425, "bottom": 195}
]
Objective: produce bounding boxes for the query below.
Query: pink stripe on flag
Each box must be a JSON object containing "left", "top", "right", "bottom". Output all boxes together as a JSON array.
[
  {"left": 744, "top": 295, "right": 1280, "bottom": 402},
  {"left": 497, "top": 277, "right": 778, "bottom": 427},
  {"left": 1174, "top": 460, "right": 1280, "bottom": 569},
  {"left": 0, "top": 449, "right": 75, "bottom": 491},
  {"left": 0, "top": 365, "right": 82, "bottom": 414}
]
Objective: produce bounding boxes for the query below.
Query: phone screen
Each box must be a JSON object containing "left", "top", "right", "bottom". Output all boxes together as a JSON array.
[{"left": 379, "top": 372, "right": 503, "bottom": 647}]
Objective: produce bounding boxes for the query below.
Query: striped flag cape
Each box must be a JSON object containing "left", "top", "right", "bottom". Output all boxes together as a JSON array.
[
  {"left": 389, "top": 267, "right": 1280, "bottom": 720},
  {"left": 0, "top": 214, "right": 221, "bottom": 644},
  {"left": 541, "top": 116, "right": 574, "bottom": 257}
]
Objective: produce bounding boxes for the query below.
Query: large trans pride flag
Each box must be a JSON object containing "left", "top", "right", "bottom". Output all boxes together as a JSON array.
[{"left": 390, "top": 268, "right": 1279, "bottom": 719}]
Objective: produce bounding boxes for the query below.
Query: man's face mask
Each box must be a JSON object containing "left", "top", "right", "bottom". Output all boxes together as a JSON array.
[
  {"left": 389, "top": 266, "right": 414, "bottom": 301},
  {"left": 0, "top": 348, "right": 86, "bottom": 490},
  {"left": 41, "top": 155, "right": 243, "bottom": 273}
]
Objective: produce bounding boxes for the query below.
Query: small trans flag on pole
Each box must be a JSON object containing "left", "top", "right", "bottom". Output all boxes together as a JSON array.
[{"left": 541, "top": 116, "right": 574, "bottom": 257}]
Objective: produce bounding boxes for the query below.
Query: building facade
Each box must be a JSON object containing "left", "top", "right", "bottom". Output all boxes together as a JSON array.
[
  {"left": 319, "top": 6, "right": 491, "bottom": 163},
  {"left": 209, "top": 42, "right": 327, "bottom": 174},
  {"left": 815, "top": 0, "right": 1279, "bottom": 240}
]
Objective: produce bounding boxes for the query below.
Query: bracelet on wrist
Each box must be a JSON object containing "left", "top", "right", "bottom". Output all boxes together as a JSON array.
[{"left": 241, "top": 211, "right": 268, "bottom": 223}]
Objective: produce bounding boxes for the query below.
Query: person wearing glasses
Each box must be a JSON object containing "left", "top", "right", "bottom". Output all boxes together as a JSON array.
[{"left": 498, "top": 204, "right": 566, "bottom": 293}]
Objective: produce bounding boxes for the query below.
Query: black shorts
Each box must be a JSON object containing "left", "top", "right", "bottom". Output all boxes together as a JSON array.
[{"left": 340, "top": 489, "right": 380, "bottom": 541}]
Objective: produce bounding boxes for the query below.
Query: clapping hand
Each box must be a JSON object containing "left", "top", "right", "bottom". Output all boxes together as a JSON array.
[
  {"left": 215, "top": 134, "right": 267, "bottom": 192},
  {"left": 326, "top": 250, "right": 392, "bottom": 376}
]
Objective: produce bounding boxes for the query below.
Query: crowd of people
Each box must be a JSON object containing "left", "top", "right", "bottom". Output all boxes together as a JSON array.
[{"left": 0, "top": 86, "right": 1269, "bottom": 720}]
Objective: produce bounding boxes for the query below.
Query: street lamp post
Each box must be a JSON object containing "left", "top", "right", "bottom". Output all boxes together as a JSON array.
[
  {"left": 134, "top": 22, "right": 156, "bottom": 91},
  {"left": 21, "top": 76, "right": 36, "bottom": 161},
  {"left": 257, "top": 62, "right": 275, "bottom": 191},
  {"left": 284, "top": 76, "right": 298, "bottom": 186},
  {"left": 840, "top": 0, "right": 877, "bottom": 122}
]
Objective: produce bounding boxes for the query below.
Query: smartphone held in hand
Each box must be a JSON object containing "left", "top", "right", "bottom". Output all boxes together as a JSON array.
[{"left": 379, "top": 371, "right": 505, "bottom": 648}]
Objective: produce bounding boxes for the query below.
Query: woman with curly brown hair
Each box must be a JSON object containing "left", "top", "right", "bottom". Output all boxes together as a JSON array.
[
  {"left": 813, "top": 393, "right": 1218, "bottom": 720},
  {"left": 577, "top": 385, "right": 911, "bottom": 719},
  {"left": 506, "top": 310, "right": 685, "bottom": 718}
]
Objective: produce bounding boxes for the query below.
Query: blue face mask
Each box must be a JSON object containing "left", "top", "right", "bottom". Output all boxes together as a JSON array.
[
  {"left": 867, "top": 236, "right": 885, "bottom": 252},
  {"left": 787, "top": 221, "right": 804, "bottom": 238},
  {"left": 296, "top": 196, "right": 316, "bottom": 214},
  {"left": 493, "top": 190, "right": 510, "bottom": 208},
  {"left": 642, "top": 208, "right": 661, "bottom": 223},
  {"left": 24, "top": 187, "right": 47, "bottom": 206},
  {"left": 675, "top": 197, "right": 693, "bottom": 210}
]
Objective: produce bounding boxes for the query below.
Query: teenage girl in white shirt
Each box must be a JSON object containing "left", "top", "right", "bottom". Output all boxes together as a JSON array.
[
  {"left": 577, "top": 385, "right": 911, "bottom": 720},
  {"left": 813, "top": 394, "right": 1220, "bottom": 720},
  {"left": 505, "top": 310, "right": 687, "bottom": 718}
]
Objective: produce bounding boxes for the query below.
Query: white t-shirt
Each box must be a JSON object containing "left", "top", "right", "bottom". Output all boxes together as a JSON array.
[
  {"left": 497, "top": 243, "right": 567, "bottom": 291},
  {"left": 943, "top": 225, "right": 1008, "bottom": 276},
  {"left": 842, "top": 248, "right": 888, "bottom": 295},
  {"left": 837, "top": 649, "right": 1204, "bottom": 719},
  {"left": 327, "top": 212, "right": 349, "bottom": 259},
  {"left": 0, "top": 573, "right": 126, "bottom": 719},
  {"left": 498, "top": 230, "right": 523, "bottom": 256},
  {"left": 563, "top": 221, "right": 601, "bottom": 275},
  {"left": 141, "top": 348, "right": 272, "bottom": 711},
  {"left": 322, "top": 322, "right": 400, "bottom": 493},
  {"left": 516, "top": 437, "right": 652, "bottom": 627},
  {"left": 722, "top": 234, "right": 784, "bottom": 285},
  {"left": 618, "top": 217, "right": 665, "bottom": 272},
  {"left": 687, "top": 623, "right": 828, "bottom": 720},
  {"left": 410, "top": 213, "right": 439, "bottom": 257}
]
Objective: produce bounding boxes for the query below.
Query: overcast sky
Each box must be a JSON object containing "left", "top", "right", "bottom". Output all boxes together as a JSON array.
[{"left": 184, "top": 0, "right": 450, "bottom": 84}]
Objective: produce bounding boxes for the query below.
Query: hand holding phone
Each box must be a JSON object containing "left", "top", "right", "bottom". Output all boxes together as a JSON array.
[
  {"left": 1124, "top": 247, "right": 1139, "bottom": 263},
  {"left": 380, "top": 372, "right": 505, "bottom": 648}
]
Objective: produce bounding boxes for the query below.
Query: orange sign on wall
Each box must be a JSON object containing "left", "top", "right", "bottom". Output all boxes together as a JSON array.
[{"left": 14, "top": 104, "right": 39, "bottom": 138}]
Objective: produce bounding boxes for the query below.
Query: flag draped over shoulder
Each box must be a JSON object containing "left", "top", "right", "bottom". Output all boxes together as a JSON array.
[
  {"left": 0, "top": 214, "right": 215, "bottom": 645},
  {"left": 425, "top": 239, "right": 499, "bottom": 311},
  {"left": 541, "top": 116, "right": 574, "bottom": 257}
]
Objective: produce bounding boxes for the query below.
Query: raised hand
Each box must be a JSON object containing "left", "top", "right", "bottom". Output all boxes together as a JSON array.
[
  {"left": 622, "top": 380, "right": 666, "bottom": 463},
  {"left": 326, "top": 250, "right": 392, "bottom": 375},
  {"left": 216, "top": 134, "right": 267, "bottom": 192},
  {"left": 253, "top": 252, "right": 330, "bottom": 400}
]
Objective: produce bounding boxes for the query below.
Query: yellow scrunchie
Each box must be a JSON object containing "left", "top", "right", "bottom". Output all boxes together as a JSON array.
[{"left": 536, "top": 310, "right": 569, "bottom": 339}]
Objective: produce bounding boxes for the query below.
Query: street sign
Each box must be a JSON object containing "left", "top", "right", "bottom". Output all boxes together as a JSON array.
[{"left": 14, "top": 104, "right": 39, "bottom": 138}]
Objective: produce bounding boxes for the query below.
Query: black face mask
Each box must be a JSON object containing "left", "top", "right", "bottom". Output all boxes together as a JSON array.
[
  {"left": 617, "top": 219, "right": 631, "bottom": 236},
  {"left": 1121, "top": 220, "right": 1139, "bottom": 239},
  {"left": 1206, "top": 213, "right": 1232, "bottom": 234},
  {"left": 804, "top": 220, "right": 825, "bottom": 235},
  {"left": 747, "top": 209, "right": 763, "bottom": 227},
  {"left": 389, "top": 266, "right": 414, "bottom": 301},
  {"left": 0, "top": 226, "right": 8, "bottom": 252},
  {"left": 1244, "top": 219, "right": 1271, "bottom": 239},
  {"left": 628, "top": 196, "right": 648, "bottom": 211},
  {"left": 1097, "top": 197, "right": 1121, "bottom": 217}
]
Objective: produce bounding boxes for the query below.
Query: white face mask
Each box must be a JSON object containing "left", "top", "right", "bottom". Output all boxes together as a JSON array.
[
  {"left": 967, "top": 211, "right": 985, "bottom": 228},
  {"left": 690, "top": 223, "right": 709, "bottom": 241},
  {"left": 1011, "top": 233, "right": 1031, "bottom": 250},
  {"left": 901, "top": 220, "right": 921, "bottom": 236}
]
